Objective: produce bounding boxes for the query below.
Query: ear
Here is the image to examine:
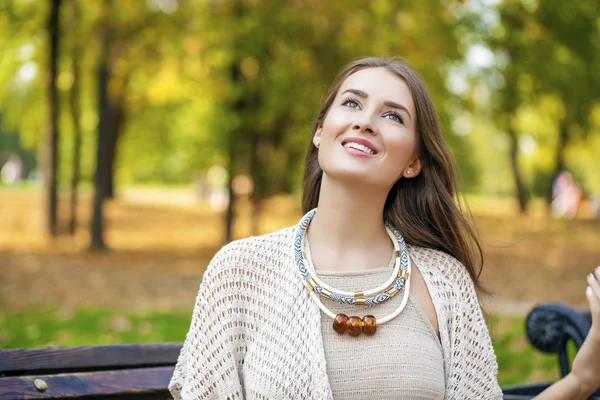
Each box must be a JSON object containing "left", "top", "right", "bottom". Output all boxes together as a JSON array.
[
  {"left": 313, "top": 126, "right": 323, "bottom": 148},
  {"left": 402, "top": 156, "right": 422, "bottom": 179}
]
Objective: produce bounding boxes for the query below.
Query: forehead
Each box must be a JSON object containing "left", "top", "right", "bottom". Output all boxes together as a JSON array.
[{"left": 338, "top": 67, "right": 415, "bottom": 112}]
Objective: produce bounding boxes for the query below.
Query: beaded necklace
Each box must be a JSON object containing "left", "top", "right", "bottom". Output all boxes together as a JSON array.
[{"left": 293, "top": 208, "right": 412, "bottom": 337}]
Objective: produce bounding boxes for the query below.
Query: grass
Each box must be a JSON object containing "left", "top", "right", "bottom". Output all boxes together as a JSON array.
[
  {"left": 0, "top": 307, "right": 192, "bottom": 349},
  {"left": 489, "top": 315, "right": 559, "bottom": 386},
  {"left": 0, "top": 305, "right": 562, "bottom": 387}
]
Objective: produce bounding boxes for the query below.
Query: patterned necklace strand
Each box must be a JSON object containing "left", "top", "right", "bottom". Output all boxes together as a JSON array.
[
  {"left": 293, "top": 208, "right": 412, "bottom": 337},
  {"left": 301, "top": 221, "right": 406, "bottom": 304},
  {"left": 295, "top": 209, "right": 409, "bottom": 306}
]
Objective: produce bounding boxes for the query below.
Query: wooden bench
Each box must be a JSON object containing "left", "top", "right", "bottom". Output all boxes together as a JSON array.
[
  {"left": 0, "top": 304, "right": 597, "bottom": 399},
  {"left": 0, "top": 343, "right": 180, "bottom": 399}
]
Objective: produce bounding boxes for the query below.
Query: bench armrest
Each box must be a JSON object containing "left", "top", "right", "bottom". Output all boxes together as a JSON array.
[{"left": 525, "top": 303, "right": 592, "bottom": 377}]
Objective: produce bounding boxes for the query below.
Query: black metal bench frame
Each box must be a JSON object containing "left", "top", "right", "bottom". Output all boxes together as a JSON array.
[{"left": 503, "top": 303, "right": 599, "bottom": 400}]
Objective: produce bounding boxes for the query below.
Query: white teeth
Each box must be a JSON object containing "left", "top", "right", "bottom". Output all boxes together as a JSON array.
[{"left": 344, "top": 142, "right": 375, "bottom": 155}]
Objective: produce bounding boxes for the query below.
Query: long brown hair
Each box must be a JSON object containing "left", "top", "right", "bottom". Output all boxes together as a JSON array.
[{"left": 302, "top": 57, "right": 485, "bottom": 294}]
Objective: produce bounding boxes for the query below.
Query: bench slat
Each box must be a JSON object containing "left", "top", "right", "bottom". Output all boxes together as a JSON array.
[
  {"left": 0, "top": 344, "right": 181, "bottom": 373},
  {"left": 0, "top": 365, "right": 174, "bottom": 399}
]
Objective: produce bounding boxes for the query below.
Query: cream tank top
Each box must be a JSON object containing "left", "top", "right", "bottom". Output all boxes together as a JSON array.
[{"left": 306, "top": 246, "right": 446, "bottom": 399}]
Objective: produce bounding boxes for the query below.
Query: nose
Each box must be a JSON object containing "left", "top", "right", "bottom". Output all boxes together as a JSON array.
[{"left": 352, "top": 115, "right": 376, "bottom": 135}]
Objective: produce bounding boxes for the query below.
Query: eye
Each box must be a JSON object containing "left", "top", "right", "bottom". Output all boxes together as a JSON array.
[
  {"left": 385, "top": 112, "right": 404, "bottom": 125},
  {"left": 341, "top": 97, "right": 361, "bottom": 109}
]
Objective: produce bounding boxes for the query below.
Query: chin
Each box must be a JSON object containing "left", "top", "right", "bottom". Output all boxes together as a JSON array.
[{"left": 322, "top": 165, "right": 390, "bottom": 189}]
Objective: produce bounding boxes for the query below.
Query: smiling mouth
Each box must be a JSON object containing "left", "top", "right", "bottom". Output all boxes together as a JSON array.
[{"left": 342, "top": 141, "right": 378, "bottom": 155}]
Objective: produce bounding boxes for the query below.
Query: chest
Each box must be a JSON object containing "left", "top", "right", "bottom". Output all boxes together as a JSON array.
[{"left": 409, "top": 264, "right": 440, "bottom": 337}]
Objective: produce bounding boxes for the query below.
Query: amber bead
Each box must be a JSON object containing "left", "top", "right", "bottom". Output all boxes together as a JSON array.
[
  {"left": 347, "top": 316, "right": 363, "bottom": 337},
  {"left": 362, "top": 315, "right": 377, "bottom": 336},
  {"left": 333, "top": 313, "right": 349, "bottom": 334}
]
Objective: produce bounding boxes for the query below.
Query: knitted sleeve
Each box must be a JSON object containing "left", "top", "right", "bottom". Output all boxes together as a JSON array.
[
  {"left": 441, "top": 252, "right": 503, "bottom": 400},
  {"left": 168, "top": 243, "right": 245, "bottom": 400}
]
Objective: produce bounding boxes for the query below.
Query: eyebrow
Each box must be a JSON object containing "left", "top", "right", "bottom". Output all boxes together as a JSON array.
[{"left": 341, "top": 88, "right": 412, "bottom": 120}]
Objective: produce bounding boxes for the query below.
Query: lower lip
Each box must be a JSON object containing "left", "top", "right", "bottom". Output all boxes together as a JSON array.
[{"left": 343, "top": 144, "right": 376, "bottom": 157}]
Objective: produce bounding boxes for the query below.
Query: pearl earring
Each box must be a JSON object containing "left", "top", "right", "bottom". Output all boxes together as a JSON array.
[{"left": 406, "top": 170, "right": 411, "bottom": 175}]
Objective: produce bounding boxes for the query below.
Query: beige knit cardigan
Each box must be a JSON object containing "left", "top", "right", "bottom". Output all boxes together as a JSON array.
[{"left": 169, "top": 226, "right": 503, "bottom": 400}]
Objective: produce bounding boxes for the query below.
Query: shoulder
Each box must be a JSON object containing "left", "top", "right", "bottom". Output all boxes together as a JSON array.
[
  {"left": 408, "top": 245, "right": 479, "bottom": 308},
  {"left": 205, "top": 225, "right": 296, "bottom": 280},
  {"left": 408, "top": 245, "right": 470, "bottom": 281},
  {"left": 217, "top": 225, "right": 295, "bottom": 261}
]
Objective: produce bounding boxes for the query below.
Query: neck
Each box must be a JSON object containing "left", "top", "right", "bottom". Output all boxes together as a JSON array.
[{"left": 306, "top": 174, "right": 393, "bottom": 271}]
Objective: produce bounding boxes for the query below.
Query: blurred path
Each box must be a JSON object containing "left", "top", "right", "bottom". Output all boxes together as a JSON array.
[
  {"left": 1, "top": 188, "right": 598, "bottom": 317},
  {"left": 0, "top": 250, "right": 538, "bottom": 317}
]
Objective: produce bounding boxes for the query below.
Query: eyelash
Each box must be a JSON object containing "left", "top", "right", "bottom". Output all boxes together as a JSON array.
[
  {"left": 341, "top": 96, "right": 405, "bottom": 125},
  {"left": 386, "top": 112, "right": 404, "bottom": 124},
  {"left": 341, "top": 96, "right": 361, "bottom": 109}
]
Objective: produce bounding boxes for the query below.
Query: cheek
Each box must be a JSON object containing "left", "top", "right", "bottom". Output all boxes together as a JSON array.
[
  {"left": 382, "top": 130, "right": 418, "bottom": 168},
  {"left": 386, "top": 132, "right": 416, "bottom": 154},
  {"left": 322, "top": 111, "right": 349, "bottom": 136}
]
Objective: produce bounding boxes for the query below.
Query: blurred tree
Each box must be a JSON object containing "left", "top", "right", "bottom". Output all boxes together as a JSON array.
[
  {"left": 488, "top": 2, "right": 536, "bottom": 212},
  {"left": 483, "top": 0, "right": 600, "bottom": 208},
  {"left": 46, "top": 0, "right": 62, "bottom": 236},
  {"left": 534, "top": 0, "right": 600, "bottom": 204},
  {"left": 89, "top": 0, "right": 195, "bottom": 249},
  {"left": 9, "top": 0, "right": 596, "bottom": 248},
  {"left": 90, "top": 0, "right": 111, "bottom": 251},
  {"left": 204, "top": 0, "right": 467, "bottom": 239},
  {"left": 67, "top": 0, "right": 82, "bottom": 236},
  {"left": 0, "top": 1, "right": 48, "bottom": 167}
]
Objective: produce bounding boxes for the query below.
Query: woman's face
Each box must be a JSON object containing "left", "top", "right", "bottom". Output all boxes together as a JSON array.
[{"left": 314, "top": 67, "right": 421, "bottom": 190}]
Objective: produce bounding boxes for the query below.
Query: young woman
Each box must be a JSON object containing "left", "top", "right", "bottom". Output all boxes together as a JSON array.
[{"left": 169, "top": 57, "right": 600, "bottom": 399}]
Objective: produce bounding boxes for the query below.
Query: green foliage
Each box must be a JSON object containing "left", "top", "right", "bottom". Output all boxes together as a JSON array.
[
  {"left": 0, "top": 0, "right": 474, "bottom": 192},
  {"left": 0, "top": 112, "right": 36, "bottom": 176},
  {"left": 0, "top": 307, "right": 191, "bottom": 349},
  {"left": 490, "top": 314, "right": 559, "bottom": 386},
  {"left": 462, "top": 0, "right": 600, "bottom": 198},
  {"left": 0, "top": 0, "right": 598, "bottom": 200}
]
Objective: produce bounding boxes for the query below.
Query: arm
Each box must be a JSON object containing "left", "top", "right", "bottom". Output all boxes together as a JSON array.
[
  {"left": 169, "top": 244, "right": 244, "bottom": 400},
  {"left": 534, "top": 267, "right": 600, "bottom": 400},
  {"left": 533, "top": 374, "right": 595, "bottom": 400}
]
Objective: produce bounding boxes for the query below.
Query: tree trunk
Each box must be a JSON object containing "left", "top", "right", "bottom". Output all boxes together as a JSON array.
[
  {"left": 68, "top": 0, "right": 81, "bottom": 236},
  {"left": 223, "top": 46, "right": 244, "bottom": 244},
  {"left": 547, "top": 117, "right": 569, "bottom": 206},
  {"left": 105, "top": 99, "right": 124, "bottom": 199},
  {"left": 224, "top": 148, "right": 236, "bottom": 243},
  {"left": 506, "top": 127, "right": 528, "bottom": 213},
  {"left": 498, "top": 67, "right": 529, "bottom": 213},
  {"left": 90, "top": 1, "right": 111, "bottom": 251},
  {"left": 46, "top": 0, "right": 62, "bottom": 237},
  {"left": 249, "top": 131, "right": 260, "bottom": 236}
]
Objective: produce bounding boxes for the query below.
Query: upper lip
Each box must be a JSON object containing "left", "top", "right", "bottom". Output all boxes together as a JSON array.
[{"left": 341, "top": 137, "right": 379, "bottom": 154}]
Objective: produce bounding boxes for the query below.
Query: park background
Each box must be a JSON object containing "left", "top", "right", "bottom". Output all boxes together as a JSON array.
[{"left": 1, "top": 0, "right": 600, "bottom": 387}]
